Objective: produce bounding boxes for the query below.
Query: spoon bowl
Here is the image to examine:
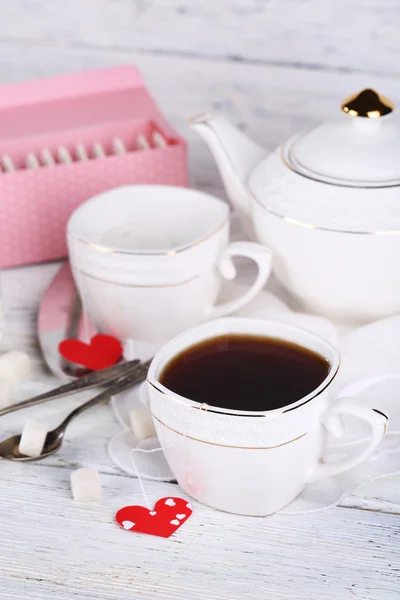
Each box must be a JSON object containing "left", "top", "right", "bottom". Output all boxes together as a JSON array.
[{"left": 0, "top": 428, "right": 64, "bottom": 461}]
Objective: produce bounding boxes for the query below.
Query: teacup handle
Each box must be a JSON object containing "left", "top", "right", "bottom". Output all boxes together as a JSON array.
[
  {"left": 305, "top": 398, "right": 387, "bottom": 483},
  {"left": 206, "top": 241, "right": 272, "bottom": 319}
]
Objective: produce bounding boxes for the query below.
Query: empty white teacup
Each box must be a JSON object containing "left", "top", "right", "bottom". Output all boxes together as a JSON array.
[
  {"left": 147, "top": 318, "right": 387, "bottom": 516},
  {"left": 67, "top": 186, "right": 272, "bottom": 346}
]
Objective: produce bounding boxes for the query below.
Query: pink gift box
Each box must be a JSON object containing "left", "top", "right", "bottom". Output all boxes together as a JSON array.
[{"left": 0, "top": 65, "right": 188, "bottom": 268}]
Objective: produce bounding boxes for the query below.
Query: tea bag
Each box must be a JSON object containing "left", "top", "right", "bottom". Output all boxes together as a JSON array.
[{"left": 108, "top": 431, "right": 173, "bottom": 481}]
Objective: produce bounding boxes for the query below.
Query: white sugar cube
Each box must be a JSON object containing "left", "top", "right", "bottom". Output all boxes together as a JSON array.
[
  {"left": 123, "top": 339, "right": 136, "bottom": 361},
  {"left": 19, "top": 419, "right": 48, "bottom": 457},
  {"left": 138, "top": 381, "right": 150, "bottom": 408},
  {"left": 70, "top": 468, "right": 102, "bottom": 502},
  {"left": 0, "top": 377, "right": 14, "bottom": 408},
  {"left": 129, "top": 406, "right": 156, "bottom": 440},
  {"left": 0, "top": 351, "right": 31, "bottom": 386}
]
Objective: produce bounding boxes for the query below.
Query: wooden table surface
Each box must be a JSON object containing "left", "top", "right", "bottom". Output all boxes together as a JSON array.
[
  {"left": 0, "top": 1, "right": 400, "bottom": 597},
  {"left": 0, "top": 261, "right": 399, "bottom": 600}
]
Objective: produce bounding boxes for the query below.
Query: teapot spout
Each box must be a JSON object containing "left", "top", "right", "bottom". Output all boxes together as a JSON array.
[{"left": 189, "top": 113, "right": 265, "bottom": 218}]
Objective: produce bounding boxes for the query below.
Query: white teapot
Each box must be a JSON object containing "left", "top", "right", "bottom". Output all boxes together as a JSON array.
[{"left": 190, "top": 89, "right": 400, "bottom": 323}]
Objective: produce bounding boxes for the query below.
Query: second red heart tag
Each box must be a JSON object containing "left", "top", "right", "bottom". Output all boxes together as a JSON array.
[{"left": 116, "top": 497, "right": 192, "bottom": 538}]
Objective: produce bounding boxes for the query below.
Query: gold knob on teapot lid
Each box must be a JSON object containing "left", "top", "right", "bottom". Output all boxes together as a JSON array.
[{"left": 341, "top": 89, "right": 394, "bottom": 118}]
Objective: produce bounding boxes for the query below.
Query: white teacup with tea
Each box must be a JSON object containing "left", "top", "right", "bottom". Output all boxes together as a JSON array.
[
  {"left": 67, "top": 185, "right": 272, "bottom": 347},
  {"left": 147, "top": 318, "right": 387, "bottom": 516}
]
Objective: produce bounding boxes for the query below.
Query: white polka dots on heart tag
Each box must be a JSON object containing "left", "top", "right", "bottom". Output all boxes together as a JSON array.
[
  {"left": 170, "top": 519, "right": 180, "bottom": 526},
  {"left": 176, "top": 514, "right": 186, "bottom": 520},
  {"left": 186, "top": 503, "right": 192, "bottom": 510},
  {"left": 149, "top": 511, "right": 157, "bottom": 516},
  {"left": 122, "top": 520, "right": 135, "bottom": 529},
  {"left": 165, "top": 498, "right": 176, "bottom": 507}
]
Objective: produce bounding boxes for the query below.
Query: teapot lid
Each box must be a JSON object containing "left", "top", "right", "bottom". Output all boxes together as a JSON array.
[{"left": 283, "top": 89, "right": 400, "bottom": 188}]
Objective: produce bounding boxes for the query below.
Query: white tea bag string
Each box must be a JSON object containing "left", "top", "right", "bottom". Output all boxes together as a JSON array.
[
  {"left": 130, "top": 402, "right": 209, "bottom": 508},
  {"left": 129, "top": 450, "right": 152, "bottom": 509}
]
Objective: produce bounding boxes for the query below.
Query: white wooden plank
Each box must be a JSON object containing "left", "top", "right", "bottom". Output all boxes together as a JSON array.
[
  {"left": 1, "top": 0, "right": 400, "bottom": 76},
  {"left": 1, "top": 262, "right": 60, "bottom": 340},
  {"left": 0, "top": 41, "right": 400, "bottom": 202},
  {"left": 0, "top": 461, "right": 399, "bottom": 600}
]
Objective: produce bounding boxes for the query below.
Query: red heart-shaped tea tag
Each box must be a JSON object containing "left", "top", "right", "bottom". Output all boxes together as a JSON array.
[
  {"left": 116, "top": 497, "right": 192, "bottom": 538},
  {"left": 59, "top": 334, "right": 123, "bottom": 371}
]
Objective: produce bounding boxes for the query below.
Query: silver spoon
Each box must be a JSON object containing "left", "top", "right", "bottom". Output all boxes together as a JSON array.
[
  {"left": 0, "top": 360, "right": 151, "bottom": 461},
  {"left": 0, "top": 358, "right": 140, "bottom": 418},
  {"left": 59, "top": 291, "right": 84, "bottom": 378}
]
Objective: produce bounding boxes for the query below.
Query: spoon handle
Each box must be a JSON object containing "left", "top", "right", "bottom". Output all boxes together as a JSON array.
[
  {"left": 59, "top": 293, "right": 82, "bottom": 375},
  {"left": 0, "top": 359, "right": 141, "bottom": 417},
  {"left": 60, "top": 360, "right": 152, "bottom": 429}
]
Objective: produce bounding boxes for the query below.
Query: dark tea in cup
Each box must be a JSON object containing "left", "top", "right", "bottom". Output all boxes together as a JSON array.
[{"left": 159, "top": 333, "right": 330, "bottom": 412}]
